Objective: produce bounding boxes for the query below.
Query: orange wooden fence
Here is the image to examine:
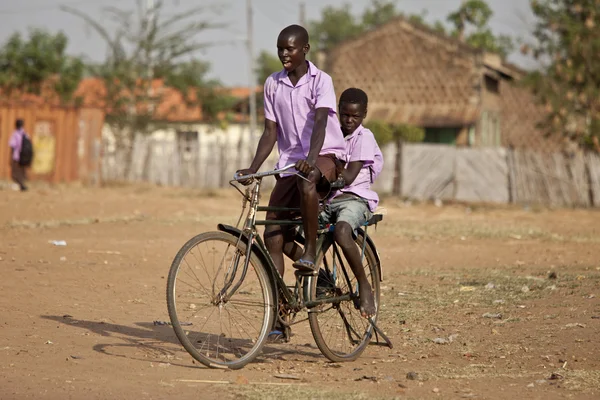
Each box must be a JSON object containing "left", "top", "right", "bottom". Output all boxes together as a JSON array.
[{"left": 0, "top": 103, "right": 104, "bottom": 184}]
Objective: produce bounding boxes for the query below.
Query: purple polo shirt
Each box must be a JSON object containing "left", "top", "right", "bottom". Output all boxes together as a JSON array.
[
  {"left": 335, "top": 125, "right": 384, "bottom": 211},
  {"left": 9, "top": 129, "right": 25, "bottom": 162},
  {"left": 263, "top": 61, "right": 345, "bottom": 171}
]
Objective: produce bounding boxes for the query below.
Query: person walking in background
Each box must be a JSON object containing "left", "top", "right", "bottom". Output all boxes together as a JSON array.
[{"left": 9, "top": 119, "right": 33, "bottom": 192}]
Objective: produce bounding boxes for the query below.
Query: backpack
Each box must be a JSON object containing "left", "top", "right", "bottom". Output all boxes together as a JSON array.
[{"left": 19, "top": 133, "right": 34, "bottom": 167}]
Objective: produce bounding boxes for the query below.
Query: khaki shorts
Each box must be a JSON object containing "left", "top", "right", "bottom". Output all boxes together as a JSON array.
[{"left": 319, "top": 193, "right": 372, "bottom": 235}]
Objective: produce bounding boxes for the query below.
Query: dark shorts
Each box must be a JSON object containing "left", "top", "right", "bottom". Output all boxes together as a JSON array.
[{"left": 266, "top": 154, "right": 342, "bottom": 221}]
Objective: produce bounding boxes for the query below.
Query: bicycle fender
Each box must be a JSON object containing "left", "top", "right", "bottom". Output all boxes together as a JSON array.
[
  {"left": 356, "top": 227, "right": 383, "bottom": 282},
  {"left": 217, "top": 224, "right": 279, "bottom": 302}
]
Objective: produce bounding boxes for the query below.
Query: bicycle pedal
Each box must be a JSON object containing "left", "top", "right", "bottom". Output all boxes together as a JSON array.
[{"left": 294, "top": 269, "right": 318, "bottom": 277}]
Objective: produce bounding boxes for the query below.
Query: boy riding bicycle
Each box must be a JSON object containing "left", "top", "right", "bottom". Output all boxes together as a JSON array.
[{"left": 237, "top": 24, "right": 345, "bottom": 278}]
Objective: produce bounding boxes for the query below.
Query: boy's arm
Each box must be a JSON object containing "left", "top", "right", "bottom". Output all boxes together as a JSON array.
[
  {"left": 302, "top": 73, "right": 337, "bottom": 170},
  {"left": 305, "top": 107, "right": 328, "bottom": 165},
  {"left": 236, "top": 120, "right": 277, "bottom": 185},
  {"left": 8, "top": 133, "right": 16, "bottom": 164},
  {"left": 341, "top": 161, "right": 364, "bottom": 185},
  {"left": 238, "top": 75, "right": 278, "bottom": 176},
  {"left": 248, "top": 119, "right": 278, "bottom": 173}
]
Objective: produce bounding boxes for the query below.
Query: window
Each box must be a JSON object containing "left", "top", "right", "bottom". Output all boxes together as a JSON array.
[
  {"left": 484, "top": 75, "right": 500, "bottom": 94},
  {"left": 424, "top": 127, "right": 459, "bottom": 145}
]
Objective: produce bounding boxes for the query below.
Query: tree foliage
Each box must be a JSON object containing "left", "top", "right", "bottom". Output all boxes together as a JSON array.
[
  {"left": 364, "top": 120, "right": 424, "bottom": 145},
  {"left": 255, "top": 50, "right": 283, "bottom": 85},
  {"left": 255, "top": 0, "right": 404, "bottom": 84},
  {"left": 364, "top": 119, "right": 394, "bottom": 145},
  {"left": 62, "top": 0, "right": 233, "bottom": 137},
  {"left": 256, "top": 0, "right": 513, "bottom": 75},
  {"left": 307, "top": 0, "right": 513, "bottom": 57},
  {"left": 523, "top": 0, "right": 600, "bottom": 150},
  {"left": 447, "top": 0, "right": 514, "bottom": 58},
  {"left": 309, "top": 0, "right": 400, "bottom": 52},
  {"left": 0, "top": 29, "right": 84, "bottom": 104}
]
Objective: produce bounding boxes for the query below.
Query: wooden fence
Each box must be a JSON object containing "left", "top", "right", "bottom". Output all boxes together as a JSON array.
[
  {"left": 102, "top": 131, "right": 274, "bottom": 189},
  {"left": 0, "top": 104, "right": 104, "bottom": 184},
  {"left": 395, "top": 144, "right": 599, "bottom": 207},
  {"left": 101, "top": 135, "right": 600, "bottom": 207}
]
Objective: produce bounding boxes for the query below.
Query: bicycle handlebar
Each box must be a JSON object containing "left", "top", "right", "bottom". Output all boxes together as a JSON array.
[{"left": 232, "top": 163, "right": 297, "bottom": 182}]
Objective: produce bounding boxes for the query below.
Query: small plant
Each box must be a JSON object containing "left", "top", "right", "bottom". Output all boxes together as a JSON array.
[{"left": 365, "top": 120, "right": 424, "bottom": 145}]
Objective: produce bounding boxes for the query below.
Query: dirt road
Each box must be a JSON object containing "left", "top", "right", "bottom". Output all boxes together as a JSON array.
[{"left": 1, "top": 185, "right": 598, "bottom": 399}]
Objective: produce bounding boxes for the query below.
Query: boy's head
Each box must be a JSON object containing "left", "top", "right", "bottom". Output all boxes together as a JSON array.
[
  {"left": 15, "top": 119, "right": 24, "bottom": 129},
  {"left": 277, "top": 25, "right": 309, "bottom": 72},
  {"left": 338, "top": 88, "right": 368, "bottom": 136}
]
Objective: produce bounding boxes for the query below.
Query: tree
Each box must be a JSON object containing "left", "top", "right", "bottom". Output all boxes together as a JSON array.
[
  {"left": 255, "top": 50, "right": 282, "bottom": 85},
  {"left": 310, "top": 0, "right": 403, "bottom": 51},
  {"left": 362, "top": 0, "right": 401, "bottom": 31},
  {"left": 254, "top": 1, "right": 403, "bottom": 84},
  {"left": 0, "top": 29, "right": 84, "bottom": 104},
  {"left": 309, "top": 5, "right": 362, "bottom": 52},
  {"left": 523, "top": 0, "right": 600, "bottom": 150},
  {"left": 446, "top": 0, "right": 514, "bottom": 58},
  {"left": 256, "top": 1, "right": 453, "bottom": 81},
  {"left": 365, "top": 119, "right": 424, "bottom": 194},
  {"left": 62, "top": 0, "right": 234, "bottom": 173}
]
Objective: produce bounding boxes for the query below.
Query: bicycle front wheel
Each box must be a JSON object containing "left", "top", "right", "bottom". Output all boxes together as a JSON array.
[
  {"left": 166, "top": 231, "right": 275, "bottom": 369},
  {"left": 308, "top": 232, "right": 380, "bottom": 362}
]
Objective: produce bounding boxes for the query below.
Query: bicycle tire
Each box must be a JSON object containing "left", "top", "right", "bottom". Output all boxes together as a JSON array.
[
  {"left": 308, "top": 232, "right": 381, "bottom": 362},
  {"left": 166, "top": 231, "right": 275, "bottom": 369}
]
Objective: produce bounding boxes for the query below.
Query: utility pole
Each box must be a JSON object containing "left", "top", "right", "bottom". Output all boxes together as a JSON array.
[
  {"left": 146, "top": 0, "right": 155, "bottom": 72},
  {"left": 147, "top": 0, "right": 155, "bottom": 112},
  {"left": 299, "top": 1, "right": 306, "bottom": 26},
  {"left": 247, "top": 0, "right": 257, "bottom": 152}
]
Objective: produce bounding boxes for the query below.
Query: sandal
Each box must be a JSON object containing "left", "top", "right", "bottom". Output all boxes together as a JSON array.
[
  {"left": 267, "top": 329, "right": 286, "bottom": 343},
  {"left": 292, "top": 258, "right": 317, "bottom": 273}
]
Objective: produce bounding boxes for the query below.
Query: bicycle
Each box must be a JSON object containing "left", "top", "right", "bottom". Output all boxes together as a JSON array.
[{"left": 166, "top": 164, "right": 392, "bottom": 369}]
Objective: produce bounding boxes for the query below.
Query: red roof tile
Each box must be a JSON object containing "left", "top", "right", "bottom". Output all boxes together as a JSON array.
[{"left": 74, "top": 78, "right": 261, "bottom": 123}]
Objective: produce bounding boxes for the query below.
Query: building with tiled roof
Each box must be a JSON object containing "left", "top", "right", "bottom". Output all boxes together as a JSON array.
[{"left": 326, "top": 16, "right": 562, "bottom": 151}]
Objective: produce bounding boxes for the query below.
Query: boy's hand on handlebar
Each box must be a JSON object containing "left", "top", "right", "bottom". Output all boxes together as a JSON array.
[
  {"left": 235, "top": 168, "right": 256, "bottom": 186},
  {"left": 295, "top": 159, "right": 315, "bottom": 176}
]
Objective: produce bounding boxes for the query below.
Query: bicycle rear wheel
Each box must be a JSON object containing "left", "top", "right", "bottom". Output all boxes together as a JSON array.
[
  {"left": 166, "top": 231, "right": 274, "bottom": 369},
  {"left": 308, "top": 232, "right": 380, "bottom": 362}
]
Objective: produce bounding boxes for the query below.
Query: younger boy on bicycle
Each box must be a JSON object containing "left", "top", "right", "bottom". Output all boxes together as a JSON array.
[{"left": 320, "top": 88, "right": 383, "bottom": 318}]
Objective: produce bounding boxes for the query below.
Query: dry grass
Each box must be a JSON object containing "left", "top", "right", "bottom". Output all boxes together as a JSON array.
[
  {"left": 231, "top": 386, "right": 400, "bottom": 400},
  {"left": 377, "top": 219, "right": 600, "bottom": 243},
  {"left": 378, "top": 267, "right": 597, "bottom": 324}
]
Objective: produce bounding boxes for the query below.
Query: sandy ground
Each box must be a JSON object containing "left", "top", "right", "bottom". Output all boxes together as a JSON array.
[{"left": 1, "top": 183, "right": 599, "bottom": 400}]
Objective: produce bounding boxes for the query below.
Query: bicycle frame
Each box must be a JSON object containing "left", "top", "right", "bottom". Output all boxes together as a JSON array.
[
  {"left": 220, "top": 165, "right": 360, "bottom": 313},
  {"left": 207, "top": 164, "right": 394, "bottom": 350}
]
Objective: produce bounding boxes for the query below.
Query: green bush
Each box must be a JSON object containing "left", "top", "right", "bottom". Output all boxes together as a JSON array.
[
  {"left": 364, "top": 119, "right": 394, "bottom": 145},
  {"left": 364, "top": 120, "right": 425, "bottom": 145},
  {"left": 395, "top": 123, "right": 425, "bottom": 143}
]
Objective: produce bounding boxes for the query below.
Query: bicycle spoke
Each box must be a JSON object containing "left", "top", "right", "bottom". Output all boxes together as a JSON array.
[
  {"left": 167, "top": 231, "right": 273, "bottom": 369},
  {"left": 309, "top": 232, "right": 380, "bottom": 362}
]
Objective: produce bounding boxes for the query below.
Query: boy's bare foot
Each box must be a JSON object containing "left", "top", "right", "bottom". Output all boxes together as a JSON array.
[{"left": 358, "top": 283, "right": 376, "bottom": 318}]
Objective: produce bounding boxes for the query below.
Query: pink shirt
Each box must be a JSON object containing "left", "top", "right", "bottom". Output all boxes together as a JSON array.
[
  {"left": 335, "top": 125, "right": 384, "bottom": 211},
  {"left": 9, "top": 129, "right": 25, "bottom": 162},
  {"left": 263, "top": 61, "right": 345, "bottom": 170}
]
